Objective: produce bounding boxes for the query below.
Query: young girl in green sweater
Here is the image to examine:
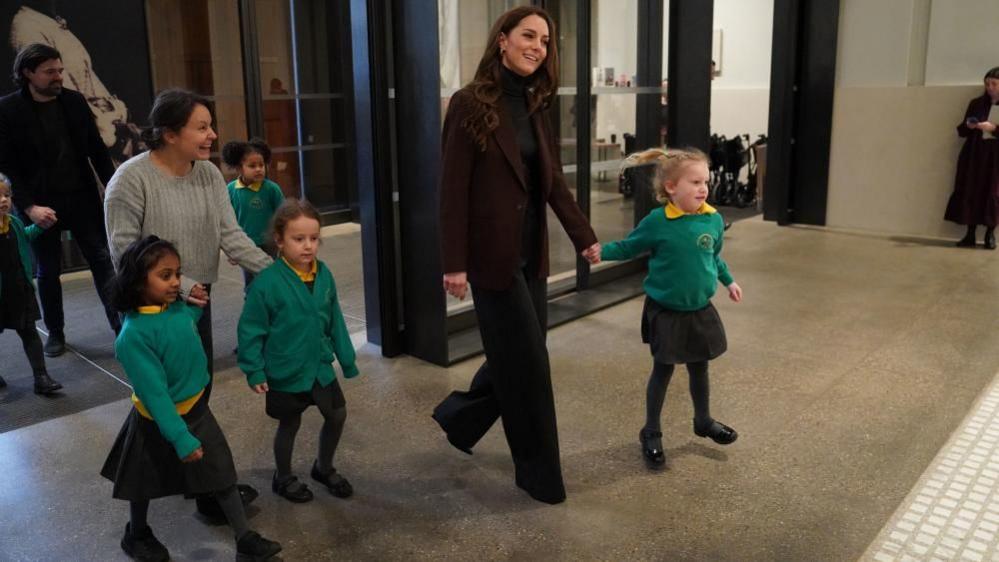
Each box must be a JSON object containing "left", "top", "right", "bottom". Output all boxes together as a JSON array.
[
  {"left": 0, "top": 173, "right": 61, "bottom": 394},
  {"left": 601, "top": 148, "right": 743, "bottom": 467},
  {"left": 101, "top": 235, "right": 281, "bottom": 562},
  {"left": 238, "top": 198, "right": 359, "bottom": 503},
  {"left": 222, "top": 138, "right": 285, "bottom": 292}
]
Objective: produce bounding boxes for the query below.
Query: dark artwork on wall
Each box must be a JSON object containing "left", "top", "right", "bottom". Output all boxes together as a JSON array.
[{"left": 0, "top": 1, "right": 154, "bottom": 165}]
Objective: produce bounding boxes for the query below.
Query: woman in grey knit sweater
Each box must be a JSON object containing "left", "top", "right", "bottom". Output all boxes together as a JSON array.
[
  {"left": 104, "top": 88, "right": 271, "bottom": 523},
  {"left": 105, "top": 89, "right": 272, "bottom": 380}
]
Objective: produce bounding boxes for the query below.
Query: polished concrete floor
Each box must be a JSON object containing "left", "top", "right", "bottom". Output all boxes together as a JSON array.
[{"left": 2, "top": 216, "right": 997, "bottom": 561}]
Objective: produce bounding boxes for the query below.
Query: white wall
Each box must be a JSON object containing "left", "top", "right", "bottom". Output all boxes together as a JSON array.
[
  {"left": 826, "top": 0, "right": 997, "bottom": 238},
  {"left": 708, "top": 0, "right": 773, "bottom": 140},
  {"left": 926, "top": 0, "right": 999, "bottom": 85},
  {"left": 593, "top": 0, "right": 637, "bottom": 145}
]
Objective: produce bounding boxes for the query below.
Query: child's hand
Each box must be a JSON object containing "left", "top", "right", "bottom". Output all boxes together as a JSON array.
[
  {"left": 228, "top": 258, "right": 239, "bottom": 266},
  {"left": 182, "top": 447, "right": 204, "bottom": 463},
  {"left": 582, "top": 242, "right": 602, "bottom": 264},
  {"left": 186, "top": 294, "right": 209, "bottom": 308},
  {"left": 252, "top": 382, "right": 269, "bottom": 394},
  {"left": 727, "top": 282, "right": 743, "bottom": 303}
]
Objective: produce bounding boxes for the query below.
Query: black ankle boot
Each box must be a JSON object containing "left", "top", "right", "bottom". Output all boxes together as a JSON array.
[
  {"left": 43, "top": 331, "right": 65, "bottom": 357},
  {"left": 957, "top": 226, "right": 977, "bottom": 247},
  {"left": 33, "top": 372, "right": 63, "bottom": 395},
  {"left": 986, "top": 228, "right": 996, "bottom": 250}
]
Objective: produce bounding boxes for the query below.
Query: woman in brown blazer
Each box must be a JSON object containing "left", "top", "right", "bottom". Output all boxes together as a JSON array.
[{"left": 432, "top": 6, "right": 600, "bottom": 505}]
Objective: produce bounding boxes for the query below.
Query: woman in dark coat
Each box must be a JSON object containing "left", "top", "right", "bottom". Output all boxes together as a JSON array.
[
  {"left": 432, "top": 6, "right": 601, "bottom": 505},
  {"left": 945, "top": 67, "right": 999, "bottom": 249}
]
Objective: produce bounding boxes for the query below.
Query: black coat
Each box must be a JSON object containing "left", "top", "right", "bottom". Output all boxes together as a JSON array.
[{"left": 0, "top": 87, "right": 115, "bottom": 213}]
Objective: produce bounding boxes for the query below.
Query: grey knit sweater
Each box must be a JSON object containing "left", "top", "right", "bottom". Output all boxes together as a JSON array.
[{"left": 104, "top": 151, "right": 272, "bottom": 295}]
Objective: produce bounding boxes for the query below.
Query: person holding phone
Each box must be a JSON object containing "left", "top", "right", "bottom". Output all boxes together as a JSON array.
[{"left": 945, "top": 67, "right": 999, "bottom": 249}]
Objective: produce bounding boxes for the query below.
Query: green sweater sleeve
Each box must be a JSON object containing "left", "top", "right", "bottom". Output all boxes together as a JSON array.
[
  {"left": 237, "top": 280, "right": 271, "bottom": 387},
  {"left": 117, "top": 332, "right": 201, "bottom": 458},
  {"left": 714, "top": 217, "right": 734, "bottom": 286},
  {"left": 24, "top": 223, "right": 45, "bottom": 242},
  {"left": 328, "top": 278, "right": 359, "bottom": 378},
  {"left": 601, "top": 212, "right": 659, "bottom": 261}
]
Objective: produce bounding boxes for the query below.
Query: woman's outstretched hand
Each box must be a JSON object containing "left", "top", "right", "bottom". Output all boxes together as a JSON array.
[
  {"left": 582, "top": 242, "right": 601, "bottom": 264},
  {"left": 443, "top": 271, "right": 469, "bottom": 300}
]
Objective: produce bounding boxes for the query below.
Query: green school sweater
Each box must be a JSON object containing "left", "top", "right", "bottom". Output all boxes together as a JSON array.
[
  {"left": 0, "top": 214, "right": 43, "bottom": 300},
  {"left": 227, "top": 178, "right": 285, "bottom": 246},
  {"left": 601, "top": 206, "right": 734, "bottom": 311},
  {"left": 238, "top": 258, "right": 359, "bottom": 393},
  {"left": 115, "top": 301, "right": 209, "bottom": 458}
]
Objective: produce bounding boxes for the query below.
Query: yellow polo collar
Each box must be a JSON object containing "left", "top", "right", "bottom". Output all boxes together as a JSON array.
[
  {"left": 665, "top": 201, "right": 717, "bottom": 219},
  {"left": 0, "top": 215, "right": 9, "bottom": 234},
  {"left": 235, "top": 178, "right": 263, "bottom": 192},
  {"left": 137, "top": 304, "right": 168, "bottom": 314},
  {"left": 282, "top": 256, "right": 317, "bottom": 282}
]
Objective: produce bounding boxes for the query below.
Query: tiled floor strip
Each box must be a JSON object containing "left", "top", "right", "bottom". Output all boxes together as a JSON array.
[{"left": 862, "top": 373, "right": 999, "bottom": 562}]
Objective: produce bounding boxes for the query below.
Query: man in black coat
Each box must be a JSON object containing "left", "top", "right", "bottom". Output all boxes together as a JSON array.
[{"left": 0, "top": 43, "right": 120, "bottom": 357}]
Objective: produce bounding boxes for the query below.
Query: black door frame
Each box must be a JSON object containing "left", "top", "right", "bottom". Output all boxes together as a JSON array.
[{"left": 764, "top": 0, "right": 840, "bottom": 225}]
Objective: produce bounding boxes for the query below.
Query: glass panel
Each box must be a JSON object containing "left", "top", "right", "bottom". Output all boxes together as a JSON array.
[
  {"left": 255, "top": 0, "right": 354, "bottom": 211},
  {"left": 145, "top": 0, "right": 248, "bottom": 156},
  {"left": 299, "top": 98, "right": 350, "bottom": 146},
  {"left": 587, "top": 0, "right": 639, "bottom": 260},
  {"left": 709, "top": 0, "right": 771, "bottom": 213},
  {"left": 546, "top": 0, "right": 581, "bottom": 287},
  {"left": 301, "top": 147, "right": 351, "bottom": 211}
]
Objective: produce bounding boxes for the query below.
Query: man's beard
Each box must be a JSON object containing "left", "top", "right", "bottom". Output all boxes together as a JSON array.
[{"left": 36, "top": 83, "right": 62, "bottom": 97}]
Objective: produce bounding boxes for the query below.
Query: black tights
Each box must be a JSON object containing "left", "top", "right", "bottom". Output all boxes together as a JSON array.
[
  {"left": 274, "top": 402, "right": 346, "bottom": 479},
  {"left": 15, "top": 327, "right": 46, "bottom": 375},
  {"left": 130, "top": 485, "right": 248, "bottom": 538},
  {"left": 644, "top": 360, "right": 712, "bottom": 432}
]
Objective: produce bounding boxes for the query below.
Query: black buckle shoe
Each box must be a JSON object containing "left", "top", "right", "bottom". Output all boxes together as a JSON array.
[
  {"left": 236, "top": 530, "right": 282, "bottom": 561},
  {"left": 957, "top": 234, "right": 977, "bottom": 247},
  {"left": 33, "top": 372, "right": 63, "bottom": 395},
  {"left": 694, "top": 419, "right": 739, "bottom": 445},
  {"left": 272, "top": 473, "right": 314, "bottom": 503},
  {"left": 639, "top": 428, "right": 666, "bottom": 466},
  {"left": 43, "top": 331, "right": 65, "bottom": 357},
  {"left": 311, "top": 460, "right": 354, "bottom": 498},
  {"left": 121, "top": 522, "right": 170, "bottom": 562}
]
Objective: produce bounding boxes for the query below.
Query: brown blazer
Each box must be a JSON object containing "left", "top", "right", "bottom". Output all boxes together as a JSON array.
[{"left": 439, "top": 88, "right": 598, "bottom": 291}]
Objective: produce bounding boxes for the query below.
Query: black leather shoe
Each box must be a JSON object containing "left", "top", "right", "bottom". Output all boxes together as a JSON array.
[
  {"left": 311, "top": 460, "right": 353, "bottom": 498},
  {"left": 694, "top": 419, "right": 739, "bottom": 445},
  {"left": 272, "top": 473, "right": 313, "bottom": 503},
  {"left": 121, "top": 522, "right": 170, "bottom": 562},
  {"left": 33, "top": 372, "right": 63, "bottom": 395},
  {"left": 238, "top": 483, "right": 259, "bottom": 506},
  {"left": 236, "top": 530, "right": 282, "bottom": 561},
  {"left": 43, "top": 331, "right": 65, "bottom": 357},
  {"left": 986, "top": 229, "right": 996, "bottom": 250},
  {"left": 639, "top": 428, "right": 666, "bottom": 465}
]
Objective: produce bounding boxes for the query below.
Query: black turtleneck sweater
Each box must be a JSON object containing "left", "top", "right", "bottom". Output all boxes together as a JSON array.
[{"left": 500, "top": 66, "right": 542, "bottom": 270}]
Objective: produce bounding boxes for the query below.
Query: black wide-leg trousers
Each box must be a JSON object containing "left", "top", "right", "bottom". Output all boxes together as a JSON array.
[{"left": 433, "top": 268, "right": 565, "bottom": 504}]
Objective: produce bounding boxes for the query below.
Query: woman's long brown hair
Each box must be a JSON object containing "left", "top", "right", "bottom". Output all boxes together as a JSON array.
[{"left": 461, "top": 6, "right": 560, "bottom": 151}]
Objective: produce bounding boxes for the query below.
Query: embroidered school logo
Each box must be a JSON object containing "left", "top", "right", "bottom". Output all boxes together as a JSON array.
[
  {"left": 697, "top": 233, "right": 714, "bottom": 250},
  {"left": 250, "top": 196, "right": 264, "bottom": 210}
]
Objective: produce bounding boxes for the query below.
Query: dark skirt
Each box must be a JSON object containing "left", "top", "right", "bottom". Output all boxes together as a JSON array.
[
  {"left": 0, "top": 231, "right": 41, "bottom": 331},
  {"left": 641, "top": 297, "right": 727, "bottom": 364},
  {"left": 100, "top": 395, "right": 238, "bottom": 501},
  {"left": 265, "top": 379, "right": 345, "bottom": 420}
]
